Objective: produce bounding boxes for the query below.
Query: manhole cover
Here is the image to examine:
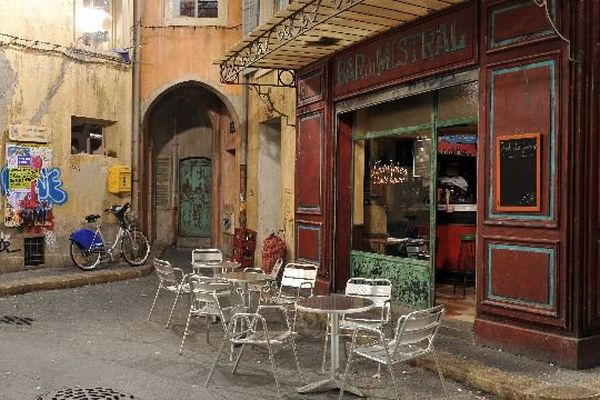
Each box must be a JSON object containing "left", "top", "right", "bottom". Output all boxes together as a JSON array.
[
  {"left": 47, "top": 387, "right": 137, "bottom": 400},
  {"left": 0, "top": 315, "right": 33, "bottom": 325}
]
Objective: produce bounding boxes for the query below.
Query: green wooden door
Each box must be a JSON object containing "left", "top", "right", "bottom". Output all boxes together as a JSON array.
[{"left": 178, "top": 157, "right": 211, "bottom": 237}]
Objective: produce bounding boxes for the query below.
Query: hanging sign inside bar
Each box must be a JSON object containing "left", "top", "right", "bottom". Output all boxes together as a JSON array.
[{"left": 333, "top": 4, "right": 477, "bottom": 99}]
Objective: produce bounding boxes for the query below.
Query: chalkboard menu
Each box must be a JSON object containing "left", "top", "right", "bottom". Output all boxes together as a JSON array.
[{"left": 495, "top": 133, "right": 541, "bottom": 212}]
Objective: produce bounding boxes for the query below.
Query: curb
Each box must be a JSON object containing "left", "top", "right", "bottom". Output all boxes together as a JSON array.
[
  {"left": 415, "top": 350, "right": 600, "bottom": 400},
  {"left": 0, "top": 263, "right": 155, "bottom": 297},
  {"left": 0, "top": 245, "right": 165, "bottom": 298}
]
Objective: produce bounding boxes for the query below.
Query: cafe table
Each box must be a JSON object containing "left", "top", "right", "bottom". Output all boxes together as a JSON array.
[
  {"left": 296, "top": 294, "right": 374, "bottom": 396},
  {"left": 192, "top": 260, "right": 242, "bottom": 276},
  {"left": 221, "top": 271, "right": 272, "bottom": 309}
]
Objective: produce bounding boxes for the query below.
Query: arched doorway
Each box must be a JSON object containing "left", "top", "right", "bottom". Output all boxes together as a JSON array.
[{"left": 141, "top": 82, "right": 239, "bottom": 250}]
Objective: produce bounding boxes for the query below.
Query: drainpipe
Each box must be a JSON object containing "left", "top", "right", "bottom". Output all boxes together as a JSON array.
[
  {"left": 239, "top": 74, "right": 249, "bottom": 229},
  {"left": 131, "top": 0, "right": 141, "bottom": 214}
]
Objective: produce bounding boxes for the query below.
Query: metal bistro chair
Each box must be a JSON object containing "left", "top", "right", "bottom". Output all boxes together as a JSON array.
[
  {"left": 148, "top": 259, "right": 191, "bottom": 328},
  {"left": 243, "top": 257, "right": 285, "bottom": 305},
  {"left": 191, "top": 248, "right": 223, "bottom": 275},
  {"left": 263, "top": 257, "right": 284, "bottom": 297},
  {"left": 261, "top": 261, "right": 318, "bottom": 331},
  {"left": 321, "top": 278, "right": 392, "bottom": 373},
  {"left": 339, "top": 305, "right": 448, "bottom": 400},
  {"left": 179, "top": 275, "right": 232, "bottom": 354},
  {"left": 205, "top": 303, "right": 304, "bottom": 400}
]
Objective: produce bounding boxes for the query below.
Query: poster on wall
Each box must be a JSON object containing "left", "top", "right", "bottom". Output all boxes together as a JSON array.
[{"left": 2, "top": 144, "right": 67, "bottom": 228}]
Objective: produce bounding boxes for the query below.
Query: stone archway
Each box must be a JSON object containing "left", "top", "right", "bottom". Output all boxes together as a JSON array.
[{"left": 141, "top": 81, "right": 239, "bottom": 251}]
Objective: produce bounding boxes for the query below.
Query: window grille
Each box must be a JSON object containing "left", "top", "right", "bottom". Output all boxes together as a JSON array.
[{"left": 24, "top": 237, "right": 44, "bottom": 267}]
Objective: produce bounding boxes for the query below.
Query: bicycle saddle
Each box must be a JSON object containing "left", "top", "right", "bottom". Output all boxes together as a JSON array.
[{"left": 85, "top": 214, "right": 101, "bottom": 223}]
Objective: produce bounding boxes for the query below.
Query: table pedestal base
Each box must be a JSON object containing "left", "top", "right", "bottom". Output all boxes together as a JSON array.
[{"left": 297, "top": 378, "right": 365, "bottom": 397}]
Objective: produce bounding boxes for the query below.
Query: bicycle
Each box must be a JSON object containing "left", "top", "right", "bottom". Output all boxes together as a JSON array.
[{"left": 69, "top": 202, "right": 150, "bottom": 270}]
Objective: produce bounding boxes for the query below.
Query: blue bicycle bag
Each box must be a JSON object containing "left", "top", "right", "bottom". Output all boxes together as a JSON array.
[{"left": 70, "top": 229, "right": 104, "bottom": 250}]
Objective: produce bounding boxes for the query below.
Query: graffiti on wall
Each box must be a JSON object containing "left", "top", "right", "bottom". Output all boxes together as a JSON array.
[
  {"left": 41, "top": 228, "right": 58, "bottom": 251},
  {"left": 0, "top": 231, "right": 20, "bottom": 253},
  {"left": 0, "top": 144, "right": 68, "bottom": 228}
]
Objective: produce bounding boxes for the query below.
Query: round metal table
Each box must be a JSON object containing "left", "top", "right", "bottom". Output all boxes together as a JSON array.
[
  {"left": 221, "top": 271, "right": 272, "bottom": 309},
  {"left": 296, "top": 294, "right": 374, "bottom": 396}
]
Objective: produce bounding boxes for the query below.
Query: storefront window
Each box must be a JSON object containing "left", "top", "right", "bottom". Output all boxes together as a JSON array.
[
  {"left": 352, "top": 95, "right": 433, "bottom": 260},
  {"left": 350, "top": 83, "right": 478, "bottom": 264}
]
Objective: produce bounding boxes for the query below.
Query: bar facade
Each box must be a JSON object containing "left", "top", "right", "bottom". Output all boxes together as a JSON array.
[{"left": 292, "top": 0, "right": 600, "bottom": 369}]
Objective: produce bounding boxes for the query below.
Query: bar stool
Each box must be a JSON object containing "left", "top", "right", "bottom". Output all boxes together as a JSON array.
[{"left": 454, "top": 233, "right": 475, "bottom": 297}]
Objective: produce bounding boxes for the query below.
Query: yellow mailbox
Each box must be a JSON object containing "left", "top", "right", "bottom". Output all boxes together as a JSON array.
[{"left": 108, "top": 165, "right": 131, "bottom": 194}]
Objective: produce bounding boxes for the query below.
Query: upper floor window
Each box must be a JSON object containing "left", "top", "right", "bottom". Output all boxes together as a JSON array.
[
  {"left": 166, "top": 0, "right": 227, "bottom": 26},
  {"left": 75, "top": 0, "right": 119, "bottom": 51},
  {"left": 179, "top": 0, "right": 218, "bottom": 18},
  {"left": 245, "top": 0, "right": 292, "bottom": 36},
  {"left": 274, "top": 0, "right": 292, "bottom": 13}
]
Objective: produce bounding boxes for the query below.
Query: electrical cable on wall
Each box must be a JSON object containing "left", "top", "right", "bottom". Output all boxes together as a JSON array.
[
  {"left": 0, "top": 32, "right": 131, "bottom": 68},
  {"left": 140, "top": 23, "right": 241, "bottom": 30}
]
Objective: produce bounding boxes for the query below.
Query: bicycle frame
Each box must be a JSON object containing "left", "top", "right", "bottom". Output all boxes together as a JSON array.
[{"left": 70, "top": 222, "right": 128, "bottom": 261}]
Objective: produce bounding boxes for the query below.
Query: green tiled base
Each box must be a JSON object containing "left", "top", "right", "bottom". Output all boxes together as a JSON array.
[{"left": 351, "top": 250, "right": 431, "bottom": 309}]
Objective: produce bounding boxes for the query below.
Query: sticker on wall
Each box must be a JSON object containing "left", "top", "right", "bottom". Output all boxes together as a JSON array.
[{"left": 1, "top": 144, "right": 68, "bottom": 229}]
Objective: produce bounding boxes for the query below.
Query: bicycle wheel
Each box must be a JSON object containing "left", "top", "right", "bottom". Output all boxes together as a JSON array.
[
  {"left": 121, "top": 229, "right": 150, "bottom": 266},
  {"left": 70, "top": 241, "right": 101, "bottom": 270}
]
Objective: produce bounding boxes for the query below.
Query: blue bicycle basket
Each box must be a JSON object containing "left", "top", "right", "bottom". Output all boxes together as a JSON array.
[{"left": 70, "top": 229, "right": 104, "bottom": 250}]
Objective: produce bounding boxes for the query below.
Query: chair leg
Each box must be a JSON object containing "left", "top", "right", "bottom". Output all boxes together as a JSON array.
[
  {"left": 204, "top": 338, "right": 227, "bottom": 388},
  {"left": 338, "top": 342, "right": 355, "bottom": 400},
  {"left": 321, "top": 324, "right": 330, "bottom": 374},
  {"left": 383, "top": 342, "right": 401, "bottom": 400},
  {"left": 290, "top": 337, "right": 305, "bottom": 384},
  {"left": 178, "top": 308, "right": 193, "bottom": 355},
  {"left": 266, "top": 341, "right": 283, "bottom": 400},
  {"left": 291, "top": 309, "right": 298, "bottom": 332},
  {"left": 433, "top": 350, "right": 450, "bottom": 399},
  {"left": 232, "top": 343, "right": 246, "bottom": 374},
  {"left": 205, "top": 315, "right": 210, "bottom": 343},
  {"left": 147, "top": 285, "right": 162, "bottom": 320},
  {"left": 166, "top": 289, "right": 182, "bottom": 328}
]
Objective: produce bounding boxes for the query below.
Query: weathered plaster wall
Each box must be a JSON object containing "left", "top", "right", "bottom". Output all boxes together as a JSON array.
[
  {"left": 0, "top": 1, "right": 133, "bottom": 272},
  {"left": 140, "top": 0, "right": 243, "bottom": 119},
  {"left": 246, "top": 71, "right": 296, "bottom": 264},
  {"left": 139, "top": 0, "right": 243, "bottom": 253}
]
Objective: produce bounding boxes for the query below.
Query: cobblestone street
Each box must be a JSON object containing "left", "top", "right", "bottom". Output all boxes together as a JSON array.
[{"left": 0, "top": 275, "right": 494, "bottom": 400}]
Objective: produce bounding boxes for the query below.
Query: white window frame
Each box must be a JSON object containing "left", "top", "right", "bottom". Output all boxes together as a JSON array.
[{"left": 165, "top": 0, "right": 228, "bottom": 27}]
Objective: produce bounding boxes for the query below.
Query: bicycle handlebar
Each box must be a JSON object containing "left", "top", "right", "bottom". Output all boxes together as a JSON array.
[{"left": 104, "top": 202, "right": 131, "bottom": 214}]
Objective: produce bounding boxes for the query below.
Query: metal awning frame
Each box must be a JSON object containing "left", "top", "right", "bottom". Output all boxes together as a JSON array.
[
  {"left": 219, "top": 0, "right": 367, "bottom": 85},
  {"left": 223, "top": 68, "right": 297, "bottom": 88}
]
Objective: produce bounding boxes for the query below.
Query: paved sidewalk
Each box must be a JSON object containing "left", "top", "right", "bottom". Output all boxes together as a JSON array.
[{"left": 0, "top": 246, "right": 599, "bottom": 400}]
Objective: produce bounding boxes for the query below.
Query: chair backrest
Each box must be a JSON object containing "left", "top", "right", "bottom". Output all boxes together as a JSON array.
[
  {"left": 270, "top": 258, "right": 284, "bottom": 280},
  {"left": 192, "top": 248, "right": 223, "bottom": 264},
  {"left": 154, "top": 258, "right": 180, "bottom": 286},
  {"left": 188, "top": 275, "right": 231, "bottom": 307},
  {"left": 345, "top": 278, "right": 392, "bottom": 309},
  {"left": 392, "top": 305, "right": 444, "bottom": 357},
  {"left": 213, "top": 288, "right": 247, "bottom": 330},
  {"left": 279, "top": 262, "right": 318, "bottom": 296}
]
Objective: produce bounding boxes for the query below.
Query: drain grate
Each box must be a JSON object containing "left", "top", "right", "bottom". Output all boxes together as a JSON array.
[
  {"left": 0, "top": 315, "right": 33, "bottom": 325},
  {"left": 47, "top": 387, "right": 137, "bottom": 400}
]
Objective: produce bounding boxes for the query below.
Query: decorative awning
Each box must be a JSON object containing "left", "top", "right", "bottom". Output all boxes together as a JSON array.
[{"left": 218, "top": 0, "right": 465, "bottom": 86}]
